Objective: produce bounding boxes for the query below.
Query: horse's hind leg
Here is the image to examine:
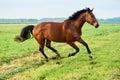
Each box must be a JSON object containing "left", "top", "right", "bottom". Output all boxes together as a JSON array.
[
  {"left": 46, "top": 39, "right": 60, "bottom": 57},
  {"left": 39, "top": 39, "right": 48, "bottom": 59}
]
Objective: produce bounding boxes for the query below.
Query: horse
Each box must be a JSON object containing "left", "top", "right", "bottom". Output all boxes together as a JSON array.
[{"left": 15, "top": 8, "right": 99, "bottom": 60}]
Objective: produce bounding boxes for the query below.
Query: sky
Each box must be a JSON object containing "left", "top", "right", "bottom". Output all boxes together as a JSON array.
[{"left": 0, "top": 0, "right": 120, "bottom": 19}]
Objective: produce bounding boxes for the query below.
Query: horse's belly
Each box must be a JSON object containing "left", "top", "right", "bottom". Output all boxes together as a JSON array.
[{"left": 45, "top": 33, "right": 65, "bottom": 42}]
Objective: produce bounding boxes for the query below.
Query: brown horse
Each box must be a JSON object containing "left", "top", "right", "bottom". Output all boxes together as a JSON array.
[{"left": 15, "top": 8, "right": 99, "bottom": 59}]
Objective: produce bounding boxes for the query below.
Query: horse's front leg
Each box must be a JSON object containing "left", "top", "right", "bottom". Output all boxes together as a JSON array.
[
  {"left": 77, "top": 38, "right": 93, "bottom": 59},
  {"left": 67, "top": 42, "right": 79, "bottom": 57}
]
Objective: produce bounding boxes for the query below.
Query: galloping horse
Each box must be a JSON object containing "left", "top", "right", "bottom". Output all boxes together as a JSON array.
[{"left": 15, "top": 8, "right": 99, "bottom": 59}]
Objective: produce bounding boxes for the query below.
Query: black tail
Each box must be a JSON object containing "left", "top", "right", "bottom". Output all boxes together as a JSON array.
[{"left": 14, "top": 25, "right": 34, "bottom": 42}]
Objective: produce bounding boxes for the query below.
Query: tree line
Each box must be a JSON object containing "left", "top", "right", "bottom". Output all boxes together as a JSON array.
[{"left": 0, "top": 17, "right": 120, "bottom": 24}]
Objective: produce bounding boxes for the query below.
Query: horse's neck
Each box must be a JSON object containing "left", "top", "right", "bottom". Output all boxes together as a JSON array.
[{"left": 74, "top": 15, "right": 86, "bottom": 31}]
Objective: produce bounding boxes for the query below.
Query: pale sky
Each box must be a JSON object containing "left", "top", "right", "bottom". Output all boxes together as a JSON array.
[{"left": 0, "top": 0, "right": 120, "bottom": 19}]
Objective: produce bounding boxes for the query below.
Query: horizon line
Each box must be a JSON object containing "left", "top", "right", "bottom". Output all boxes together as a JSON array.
[{"left": 0, "top": 16, "right": 120, "bottom": 20}]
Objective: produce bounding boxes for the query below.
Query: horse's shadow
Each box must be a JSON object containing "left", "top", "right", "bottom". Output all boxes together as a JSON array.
[{"left": 40, "top": 56, "right": 66, "bottom": 65}]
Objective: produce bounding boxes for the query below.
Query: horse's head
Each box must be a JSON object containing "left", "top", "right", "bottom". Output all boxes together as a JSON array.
[{"left": 85, "top": 8, "right": 99, "bottom": 28}]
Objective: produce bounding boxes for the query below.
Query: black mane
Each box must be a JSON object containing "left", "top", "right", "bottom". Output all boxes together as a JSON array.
[{"left": 66, "top": 8, "right": 91, "bottom": 21}]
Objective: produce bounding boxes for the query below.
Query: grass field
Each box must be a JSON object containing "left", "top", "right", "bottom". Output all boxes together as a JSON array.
[{"left": 0, "top": 23, "right": 120, "bottom": 80}]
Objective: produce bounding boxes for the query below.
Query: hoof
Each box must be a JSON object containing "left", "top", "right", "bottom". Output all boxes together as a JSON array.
[
  {"left": 68, "top": 53, "right": 71, "bottom": 57},
  {"left": 89, "top": 53, "right": 93, "bottom": 59},
  {"left": 43, "top": 57, "right": 48, "bottom": 62},
  {"left": 41, "top": 58, "right": 48, "bottom": 64},
  {"left": 89, "top": 56, "right": 93, "bottom": 60},
  {"left": 57, "top": 54, "right": 61, "bottom": 58},
  {"left": 68, "top": 53, "right": 73, "bottom": 57},
  {"left": 45, "top": 59, "right": 48, "bottom": 62}
]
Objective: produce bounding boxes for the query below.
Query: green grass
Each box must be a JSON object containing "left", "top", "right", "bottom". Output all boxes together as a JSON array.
[{"left": 0, "top": 23, "right": 120, "bottom": 80}]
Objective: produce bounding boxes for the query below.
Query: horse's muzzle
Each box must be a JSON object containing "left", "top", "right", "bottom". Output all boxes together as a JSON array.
[{"left": 95, "top": 24, "right": 99, "bottom": 28}]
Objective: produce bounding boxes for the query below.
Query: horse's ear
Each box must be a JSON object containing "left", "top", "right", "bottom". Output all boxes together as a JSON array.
[
  {"left": 91, "top": 8, "right": 94, "bottom": 12},
  {"left": 87, "top": 8, "right": 93, "bottom": 13}
]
